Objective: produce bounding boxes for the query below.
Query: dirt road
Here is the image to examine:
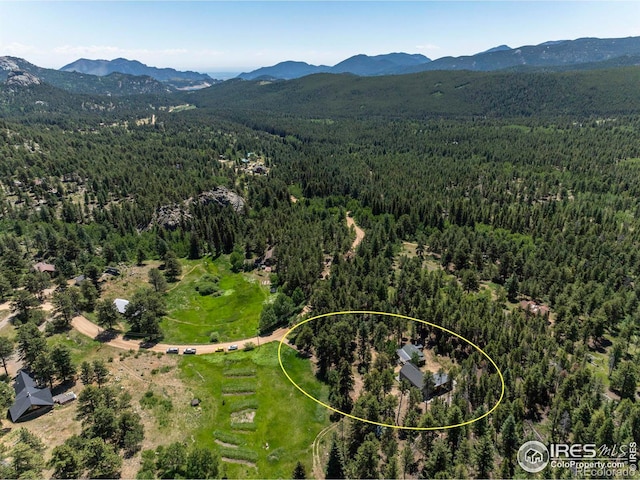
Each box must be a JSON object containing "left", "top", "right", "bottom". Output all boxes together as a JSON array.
[
  {"left": 71, "top": 315, "right": 289, "bottom": 354},
  {"left": 60, "top": 214, "right": 364, "bottom": 355},
  {"left": 346, "top": 213, "right": 365, "bottom": 250}
]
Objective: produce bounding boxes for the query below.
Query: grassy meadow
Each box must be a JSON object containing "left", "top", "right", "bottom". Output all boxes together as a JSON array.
[
  {"left": 161, "top": 257, "right": 270, "bottom": 344},
  {"left": 178, "top": 342, "right": 329, "bottom": 478}
]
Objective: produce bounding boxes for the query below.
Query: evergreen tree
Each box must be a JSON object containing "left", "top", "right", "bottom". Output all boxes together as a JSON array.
[
  {"left": 10, "top": 290, "right": 39, "bottom": 324},
  {"left": 18, "top": 322, "right": 47, "bottom": 368},
  {"left": 474, "top": 433, "right": 494, "bottom": 478},
  {"left": 0, "top": 382, "right": 14, "bottom": 410},
  {"left": 51, "top": 344, "right": 76, "bottom": 382},
  {"left": 95, "top": 298, "right": 120, "bottom": 330},
  {"left": 325, "top": 436, "right": 345, "bottom": 480},
  {"left": 500, "top": 414, "right": 518, "bottom": 478},
  {"left": 164, "top": 251, "right": 182, "bottom": 282},
  {"left": 352, "top": 433, "right": 380, "bottom": 479},
  {"left": 48, "top": 444, "right": 84, "bottom": 479},
  {"left": 80, "top": 360, "right": 94, "bottom": 385},
  {"left": 292, "top": 461, "right": 307, "bottom": 479},
  {"left": 185, "top": 446, "right": 219, "bottom": 479},
  {"left": 0, "top": 337, "right": 14, "bottom": 376},
  {"left": 148, "top": 268, "right": 168, "bottom": 293},
  {"left": 93, "top": 359, "right": 109, "bottom": 387}
]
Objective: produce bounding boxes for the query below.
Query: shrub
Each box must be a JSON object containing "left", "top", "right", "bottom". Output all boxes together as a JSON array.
[
  {"left": 210, "top": 331, "right": 220, "bottom": 343},
  {"left": 196, "top": 282, "right": 218, "bottom": 296},
  {"left": 201, "top": 274, "right": 219, "bottom": 283}
]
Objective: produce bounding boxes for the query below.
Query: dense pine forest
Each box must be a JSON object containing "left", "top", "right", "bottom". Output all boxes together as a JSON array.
[{"left": 0, "top": 66, "right": 639, "bottom": 479}]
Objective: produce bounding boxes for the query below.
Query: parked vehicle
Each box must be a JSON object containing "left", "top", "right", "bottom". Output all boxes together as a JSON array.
[
  {"left": 183, "top": 348, "right": 196, "bottom": 354},
  {"left": 166, "top": 347, "right": 179, "bottom": 354},
  {"left": 228, "top": 345, "right": 238, "bottom": 351}
]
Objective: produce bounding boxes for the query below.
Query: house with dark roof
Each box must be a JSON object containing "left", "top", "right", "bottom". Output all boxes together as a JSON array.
[
  {"left": 8, "top": 371, "right": 54, "bottom": 422},
  {"left": 396, "top": 343, "right": 425, "bottom": 366},
  {"left": 399, "top": 363, "right": 451, "bottom": 401}
]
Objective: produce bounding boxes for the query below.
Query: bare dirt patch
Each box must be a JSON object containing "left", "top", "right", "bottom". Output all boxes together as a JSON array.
[
  {"left": 0, "top": 345, "right": 198, "bottom": 480},
  {"left": 215, "top": 439, "right": 239, "bottom": 448},
  {"left": 99, "top": 261, "right": 163, "bottom": 300},
  {"left": 230, "top": 409, "right": 256, "bottom": 423},
  {"left": 346, "top": 213, "right": 365, "bottom": 250}
]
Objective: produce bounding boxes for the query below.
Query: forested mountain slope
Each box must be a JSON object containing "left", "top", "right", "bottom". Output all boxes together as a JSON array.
[
  {"left": 0, "top": 62, "right": 638, "bottom": 479},
  {"left": 190, "top": 67, "right": 640, "bottom": 118}
]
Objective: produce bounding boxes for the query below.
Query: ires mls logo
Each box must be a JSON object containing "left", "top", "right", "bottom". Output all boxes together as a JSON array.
[
  {"left": 518, "top": 441, "right": 638, "bottom": 476},
  {"left": 518, "top": 441, "right": 550, "bottom": 473}
]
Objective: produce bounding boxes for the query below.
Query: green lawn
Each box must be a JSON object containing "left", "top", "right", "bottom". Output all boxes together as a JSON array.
[
  {"left": 179, "top": 342, "right": 329, "bottom": 478},
  {"left": 161, "top": 257, "right": 270, "bottom": 343},
  {"left": 47, "top": 328, "right": 117, "bottom": 364}
]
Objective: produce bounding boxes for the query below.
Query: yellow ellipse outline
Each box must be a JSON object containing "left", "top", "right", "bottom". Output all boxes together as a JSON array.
[{"left": 278, "top": 310, "right": 505, "bottom": 431}]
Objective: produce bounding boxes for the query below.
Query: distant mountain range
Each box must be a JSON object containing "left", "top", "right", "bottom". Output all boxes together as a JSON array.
[
  {"left": 60, "top": 58, "right": 217, "bottom": 89},
  {"left": 238, "top": 53, "right": 431, "bottom": 80},
  {"left": 0, "top": 56, "right": 172, "bottom": 96},
  {"left": 238, "top": 36, "right": 640, "bottom": 80},
  {"left": 2, "top": 35, "right": 640, "bottom": 98}
]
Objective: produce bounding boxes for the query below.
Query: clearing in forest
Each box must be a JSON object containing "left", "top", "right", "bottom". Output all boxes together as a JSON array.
[
  {"left": 161, "top": 257, "right": 271, "bottom": 344},
  {"left": 181, "top": 343, "right": 329, "bottom": 479}
]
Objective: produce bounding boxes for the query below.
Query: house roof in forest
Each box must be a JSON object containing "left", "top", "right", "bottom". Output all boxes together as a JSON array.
[
  {"left": 433, "top": 372, "right": 449, "bottom": 388},
  {"left": 8, "top": 371, "right": 54, "bottom": 422},
  {"left": 34, "top": 262, "right": 55, "bottom": 273},
  {"left": 400, "top": 362, "right": 424, "bottom": 389},
  {"left": 114, "top": 298, "right": 129, "bottom": 314},
  {"left": 397, "top": 343, "right": 425, "bottom": 364}
]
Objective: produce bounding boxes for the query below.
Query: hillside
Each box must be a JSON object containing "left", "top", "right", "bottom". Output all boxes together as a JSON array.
[
  {"left": 409, "top": 36, "right": 640, "bottom": 72},
  {"left": 1, "top": 56, "right": 172, "bottom": 96},
  {"left": 60, "top": 58, "right": 217, "bottom": 89},
  {"left": 238, "top": 53, "right": 431, "bottom": 80},
  {"left": 237, "top": 36, "right": 640, "bottom": 80},
  {"left": 190, "top": 67, "right": 640, "bottom": 118}
]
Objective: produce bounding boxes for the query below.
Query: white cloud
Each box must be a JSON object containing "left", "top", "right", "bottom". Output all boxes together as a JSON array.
[
  {"left": 0, "top": 43, "right": 227, "bottom": 70},
  {"left": 1, "top": 42, "right": 40, "bottom": 56}
]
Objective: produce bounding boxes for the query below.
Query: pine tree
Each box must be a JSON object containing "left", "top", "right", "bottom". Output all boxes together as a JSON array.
[
  {"left": 0, "top": 337, "right": 14, "bottom": 376},
  {"left": 474, "top": 433, "right": 494, "bottom": 478},
  {"left": 164, "top": 251, "right": 182, "bottom": 282},
  {"left": 325, "top": 436, "right": 345, "bottom": 479},
  {"left": 148, "top": 268, "right": 168, "bottom": 293},
  {"left": 292, "top": 461, "right": 306, "bottom": 479}
]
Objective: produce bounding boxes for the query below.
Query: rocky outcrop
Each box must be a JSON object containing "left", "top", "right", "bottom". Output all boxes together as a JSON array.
[
  {"left": 149, "top": 187, "right": 246, "bottom": 230},
  {"left": 152, "top": 204, "right": 193, "bottom": 230},
  {"left": 5, "top": 70, "right": 41, "bottom": 87},
  {"left": 0, "top": 57, "right": 20, "bottom": 72},
  {"left": 198, "top": 187, "right": 245, "bottom": 213}
]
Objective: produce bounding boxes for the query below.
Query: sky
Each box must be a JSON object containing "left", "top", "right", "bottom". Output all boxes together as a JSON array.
[{"left": 1, "top": 1, "right": 640, "bottom": 74}]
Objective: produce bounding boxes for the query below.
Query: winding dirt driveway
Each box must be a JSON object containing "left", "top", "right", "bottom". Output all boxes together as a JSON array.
[
  {"left": 67, "top": 213, "right": 365, "bottom": 355},
  {"left": 71, "top": 315, "right": 288, "bottom": 354},
  {"left": 346, "top": 213, "right": 365, "bottom": 250}
]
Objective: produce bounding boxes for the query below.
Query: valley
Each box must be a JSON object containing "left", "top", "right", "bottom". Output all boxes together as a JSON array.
[{"left": 0, "top": 42, "right": 639, "bottom": 479}]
